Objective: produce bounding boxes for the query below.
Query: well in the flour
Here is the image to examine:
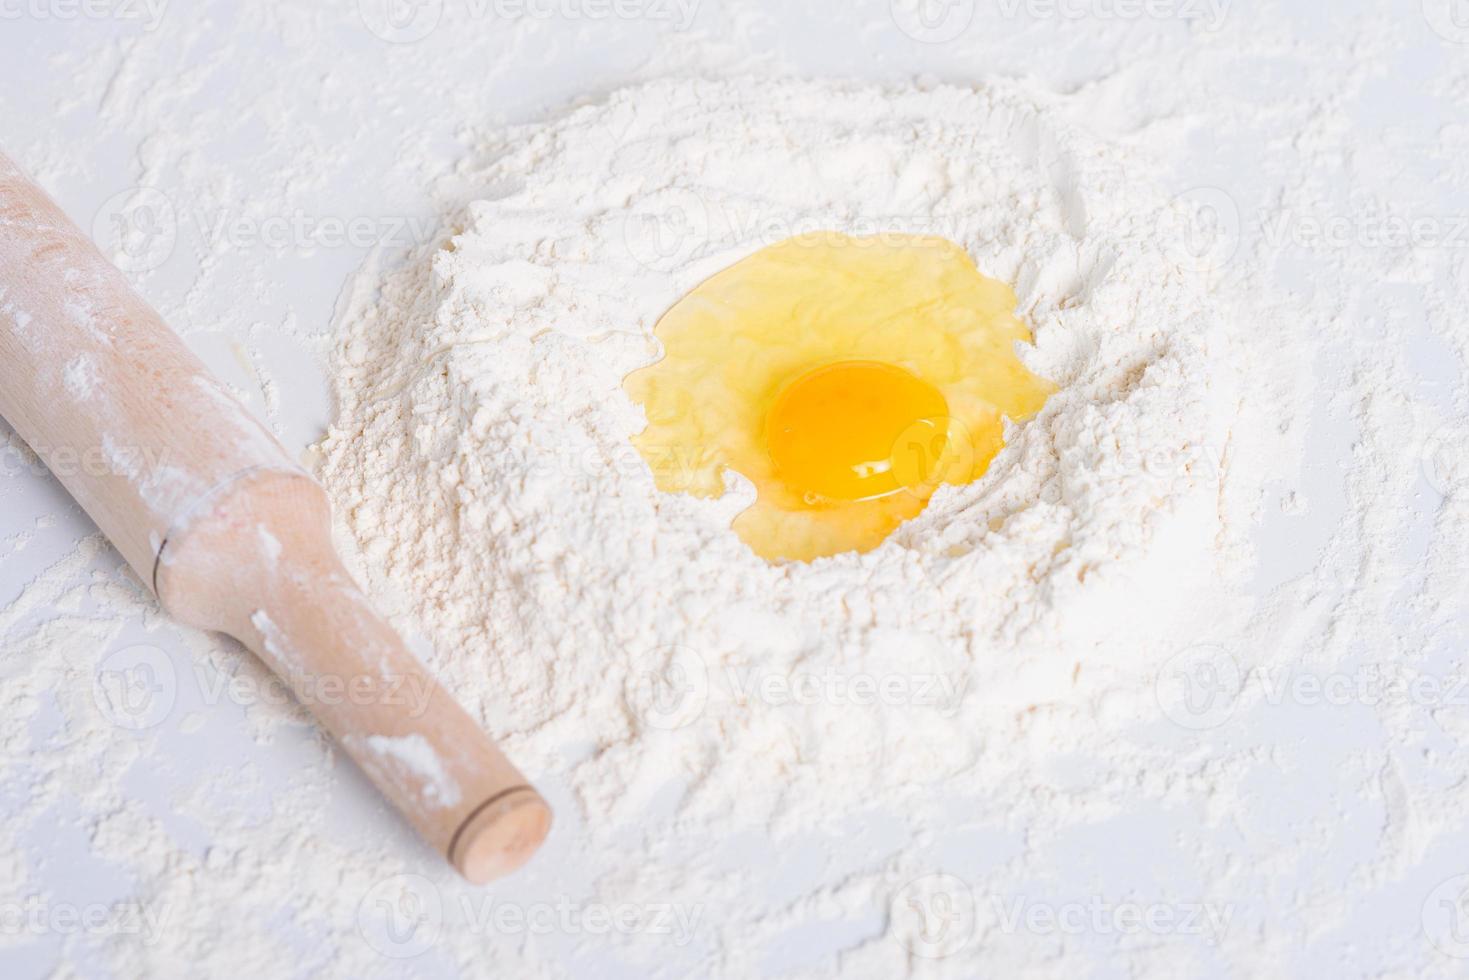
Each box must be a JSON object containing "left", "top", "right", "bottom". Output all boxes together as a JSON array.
[{"left": 623, "top": 231, "right": 1054, "bottom": 561}]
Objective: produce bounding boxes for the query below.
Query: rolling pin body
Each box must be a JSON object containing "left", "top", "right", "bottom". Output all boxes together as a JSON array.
[{"left": 0, "top": 153, "right": 549, "bottom": 883}]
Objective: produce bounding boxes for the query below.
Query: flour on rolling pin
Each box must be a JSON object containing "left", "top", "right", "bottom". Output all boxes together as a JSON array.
[
  {"left": 0, "top": 151, "right": 550, "bottom": 883},
  {"left": 0, "top": 153, "right": 307, "bottom": 587}
]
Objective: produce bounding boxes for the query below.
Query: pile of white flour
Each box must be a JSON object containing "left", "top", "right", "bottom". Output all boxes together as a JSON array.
[
  {"left": 310, "top": 76, "right": 1293, "bottom": 974},
  {"left": 8, "top": 1, "right": 1469, "bottom": 974}
]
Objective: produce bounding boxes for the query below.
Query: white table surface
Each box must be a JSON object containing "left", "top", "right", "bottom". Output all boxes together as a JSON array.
[{"left": 2, "top": 1, "right": 1467, "bottom": 976}]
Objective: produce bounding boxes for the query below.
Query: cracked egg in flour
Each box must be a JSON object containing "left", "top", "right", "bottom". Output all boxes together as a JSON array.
[{"left": 624, "top": 233, "right": 1054, "bottom": 561}]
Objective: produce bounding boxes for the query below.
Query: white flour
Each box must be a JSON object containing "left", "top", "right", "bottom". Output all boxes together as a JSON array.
[
  {"left": 322, "top": 75, "right": 1262, "bottom": 669},
  {"left": 312, "top": 75, "right": 1290, "bottom": 975},
  {"left": 2, "top": 2, "right": 1468, "bottom": 977}
]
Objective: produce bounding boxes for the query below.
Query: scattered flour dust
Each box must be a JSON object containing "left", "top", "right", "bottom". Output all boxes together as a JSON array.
[
  {"left": 3, "top": 9, "right": 1468, "bottom": 976},
  {"left": 309, "top": 76, "right": 1291, "bottom": 974}
]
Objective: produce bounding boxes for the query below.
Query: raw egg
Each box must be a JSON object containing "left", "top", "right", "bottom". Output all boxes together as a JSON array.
[{"left": 624, "top": 232, "right": 1054, "bottom": 561}]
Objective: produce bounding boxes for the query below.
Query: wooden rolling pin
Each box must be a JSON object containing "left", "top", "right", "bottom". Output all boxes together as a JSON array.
[{"left": 0, "top": 152, "right": 550, "bottom": 883}]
